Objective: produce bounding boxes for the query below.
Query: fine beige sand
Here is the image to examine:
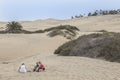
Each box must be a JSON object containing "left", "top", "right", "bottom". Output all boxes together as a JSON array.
[{"left": 0, "top": 15, "right": 120, "bottom": 80}]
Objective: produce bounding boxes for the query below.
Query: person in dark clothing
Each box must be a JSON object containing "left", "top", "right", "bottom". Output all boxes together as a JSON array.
[{"left": 33, "top": 62, "right": 40, "bottom": 72}]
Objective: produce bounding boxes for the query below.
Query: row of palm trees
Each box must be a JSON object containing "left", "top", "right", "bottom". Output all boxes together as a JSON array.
[{"left": 71, "top": 9, "right": 120, "bottom": 19}]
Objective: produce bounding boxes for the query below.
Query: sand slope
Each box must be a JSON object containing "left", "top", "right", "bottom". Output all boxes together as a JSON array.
[
  {"left": 0, "top": 15, "right": 120, "bottom": 80},
  {"left": 1, "top": 48, "right": 120, "bottom": 80},
  {"left": 0, "top": 34, "right": 120, "bottom": 80}
]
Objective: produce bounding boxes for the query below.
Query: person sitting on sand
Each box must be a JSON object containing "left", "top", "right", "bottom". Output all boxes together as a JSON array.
[
  {"left": 39, "top": 61, "right": 45, "bottom": 71},
  {"left": 33, "top": 61, "right": 45, "bottom": 72},
  {"left": 33, "top": 62, "right": 40, "bottom": 72},
  {"left": 18, "top": 63, "right": 27, "bottom": 73}
]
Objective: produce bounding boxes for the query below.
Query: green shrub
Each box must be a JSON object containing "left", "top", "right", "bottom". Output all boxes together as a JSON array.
[{"left": 6, "top": 21, "right": 23, "bottom": 33}]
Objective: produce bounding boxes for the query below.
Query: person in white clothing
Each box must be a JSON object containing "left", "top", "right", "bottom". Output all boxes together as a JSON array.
[{"left": 19, "top": 63, "right": 27, "bottom": 73}]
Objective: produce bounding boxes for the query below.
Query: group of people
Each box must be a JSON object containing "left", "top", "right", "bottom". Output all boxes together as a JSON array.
[{"left": 18, "top": 61, "right": 45, "bottom": 73}]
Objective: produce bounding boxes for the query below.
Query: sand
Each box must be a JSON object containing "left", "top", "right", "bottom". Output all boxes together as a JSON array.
[{"left": 0, "top": 15, "right": 120, "bottom": 80}]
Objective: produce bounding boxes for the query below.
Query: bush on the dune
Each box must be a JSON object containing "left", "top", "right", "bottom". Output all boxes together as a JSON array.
[
  {"left": 96, "top": 30, "right": 108, "bottom": 33},
  {"left": 44, "top": 25, "right": 79, "bottom": 32},
  {"left": 46, "top": 25, "right": 80, "bottom": 39},
  {"left": 31, "top": 30, "right": 45, "bottom": 33},
  {"left": 54, "top": 32, "right": 120, "bottom": 63},
  {"left": 6, "top": 21, "right": 23, "bottom": 33},
  {"left": 0, "top": 22, "right": 79, "bottom": 37},
  {"left": 99, "top": 38, "right": 120, "bottom": 62}
]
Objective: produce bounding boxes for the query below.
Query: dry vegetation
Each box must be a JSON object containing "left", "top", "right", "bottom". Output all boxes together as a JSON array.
[
  {"left": 46, "top": 25, "right": 80, "bottom": 39},
  {"left": 0, "top": 22, "right": 80, "bottom": 39},
  {"left": 54, "top": 32, "right": 120, "bottom": 63}
]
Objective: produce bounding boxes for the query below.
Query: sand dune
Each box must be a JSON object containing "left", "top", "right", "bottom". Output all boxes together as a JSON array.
[
  {"left": 0, "top": 34, "right": 68, "bottom": 61},
  {"left": 1, "top": 15, "right": 120, "bottom": 32},
  {"left": 0, "top": 15, "right": 120, "bottom": 80}
]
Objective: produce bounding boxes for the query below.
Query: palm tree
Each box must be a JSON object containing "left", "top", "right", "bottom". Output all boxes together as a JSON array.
[{"left": 6, "top": 21, "right": 23, "bottom": 33}]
